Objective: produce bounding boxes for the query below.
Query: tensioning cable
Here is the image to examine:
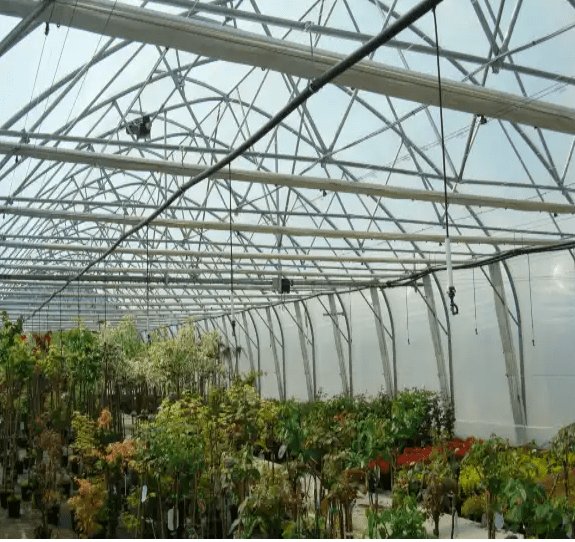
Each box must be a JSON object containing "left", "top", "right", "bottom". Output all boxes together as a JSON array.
[{"left": 433, "top": 7, "right": 458, "bottom": 316}]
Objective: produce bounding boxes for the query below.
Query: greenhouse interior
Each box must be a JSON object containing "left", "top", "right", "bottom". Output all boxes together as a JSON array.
[{"left": 0, "top": 0, "right": 575, "bottom": 538}]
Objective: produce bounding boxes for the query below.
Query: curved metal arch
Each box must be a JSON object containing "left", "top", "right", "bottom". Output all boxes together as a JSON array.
[
  {"left": 431, "top": 272, "right": 454, "bottom": 407},
  {"left": 380, "top": 287, "right": 397, "bottom": 395},
  {"left": 270, "top": 305, "right": 287, "bottom": 400},
  {"left": 502, "top": 260, "right": 527, "bottom": 423}
]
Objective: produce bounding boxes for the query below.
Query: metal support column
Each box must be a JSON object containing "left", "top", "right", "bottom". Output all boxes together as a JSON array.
[
  {"left": 265, "top": 307, "right": 285, "bottom": 401},
  {"left": 241, "top": 311, "right": 256, "bottom": 373},
  {"left": 489, "top": 262, "right": 527, "bottom": 441},
  {"left": 294, "top": 300, "right": 314, "bottom": 402},
  {"left": 327, "top": 293, "right": 350, "bottom": 396},
  {"left": 369, "top": 286, "right": 394, "bottom": 397},
  {"left": 422, "top": 275, "right": 450, "bottom": 399}
]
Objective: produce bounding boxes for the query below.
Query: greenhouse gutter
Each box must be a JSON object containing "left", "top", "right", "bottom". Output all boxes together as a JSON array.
[
  {"left": 1, "top": 0, "right": 575, "bottom": 134},
  {"left": 2, "top": 142, "right": 575, "bottom": 216}
]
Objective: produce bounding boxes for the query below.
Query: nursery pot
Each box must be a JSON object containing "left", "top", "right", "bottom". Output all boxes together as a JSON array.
[
  {"left": 7, "top": 497, "right": 21, "bottom": 519},
  {"left": 61, "top": 455, "right": 69, "bottom": 468},
  {"left": 21, "top": 484, "right": 33, "bottom": 502},
  {"left": 15, "top": 460, "right": 24, "bottom": 475},
  {"left": 34, "top": 525, "right": 52, "bottom": 539},
  {"left": 0, "top": 489, "right": 12, "bottom": 509},
  {"left": 47, "top": 503, "right": 60, "bottom": 526},
  {"left": 60, "top": 482, "right": 71, "bottom": 499},
  {"left": 70, "top": 459, "right": 80, "bottom": 476}
]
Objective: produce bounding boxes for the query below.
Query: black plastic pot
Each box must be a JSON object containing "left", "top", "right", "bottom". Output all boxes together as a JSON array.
[
  {"left": 7, "top": 498, "right": 21, "bottom": 519},
  {"left": 15, "top": 460, "right": 24, "bottom": 475},
  {"left": 34, "top": 525, "right": 52, "bottom": 539},
  {"left": 61, "top": 455, "right": 69, "bottom": 468},
  {"left": 47, "top": 503, "right": 60, "bottom": 526},
  {"left": 0, "top": 489, "right": 12, "bottom": 509},
  {"left": 70, "top": 459, "right": 80, "bottom": 476},
  {"left": 60, "top": 482, "right": 71, "bottom": 498},
  {"left": 21, "top": 484, "right": 33, "bottom": 502}
]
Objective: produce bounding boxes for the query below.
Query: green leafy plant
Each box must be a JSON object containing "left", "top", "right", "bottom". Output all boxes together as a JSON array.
[
  {"left": 366, "top": 495, "right": 427, "bottom": 539},
  {"left": 498, "top": 477, "right": 566, "bottom": 538}
]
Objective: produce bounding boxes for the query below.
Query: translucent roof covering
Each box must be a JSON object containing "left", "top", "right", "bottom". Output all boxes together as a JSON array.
[{"left": 2, "top": 0, "right": 575, "bottom": 442}]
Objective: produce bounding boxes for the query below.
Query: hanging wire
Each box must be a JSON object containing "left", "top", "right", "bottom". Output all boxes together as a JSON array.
[
  {"left": 146, "top": 225, "right": 151, "bottom": 343},
  {"left": 77, "top": 278, "right": 80, "bottom": 325},
  {"left": 473, "top": 267, "right": 478, "bottom": 335},
  {"left": 59, "top": 293, "right": 63, "bottom": 358},
  {"left": 527, "top": 254, "right": 536, "bottom": 346},
  {"left": 433, "top": 7, "right": 458, "bottom": 316},
  {"left": 405, "top": 288, "right": 410, "bottom": 345},
  {"left": 104, "top": 275, "right": 107, "bottom": 329},
  {"left": 229, "top": 163, "right": 236, "bottom": 337}
]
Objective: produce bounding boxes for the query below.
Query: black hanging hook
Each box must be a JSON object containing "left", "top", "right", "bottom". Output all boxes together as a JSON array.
[
  {"left": 45, "top": 21, "right": 50, "bottom": 36},
  {"left": 448, "top": 285, "right": 459, "bottom": 316}
]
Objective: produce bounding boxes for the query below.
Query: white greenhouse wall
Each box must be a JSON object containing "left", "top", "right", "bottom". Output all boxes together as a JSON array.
[{"left": 207, "top": 253, "right": 575, "bottom": 446}]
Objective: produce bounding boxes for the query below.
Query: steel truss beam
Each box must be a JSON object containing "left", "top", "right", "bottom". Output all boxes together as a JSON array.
[
  {"left": 0, "top": 207, "right": 565, "bottom": 246},
  {"left": 3, "top": 142, "right": 575, "bottom": 215},
  {"left": 1, "top": 0, "right": 573, "bottom": 133}
]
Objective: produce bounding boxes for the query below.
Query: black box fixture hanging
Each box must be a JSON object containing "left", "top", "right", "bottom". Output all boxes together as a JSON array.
[
  {"left": 126, "top": 115, "right": 152, "bottom": 140},
  {"left": 273, "top": 277, "right": 291, "bottom": 294}
]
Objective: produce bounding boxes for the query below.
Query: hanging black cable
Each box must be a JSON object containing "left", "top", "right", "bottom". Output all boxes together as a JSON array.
[
  {"left": 229, "top": 163, "right": 236, "bottom": 338},
  {"left": 527, "top": 254, "right": 535, "bottom": 346},
  {"left": 25, "top": 0, "right": 442, "bottom": 323},
  {"left": 433, "top": 7, "right": 458, "bottom": 316}
]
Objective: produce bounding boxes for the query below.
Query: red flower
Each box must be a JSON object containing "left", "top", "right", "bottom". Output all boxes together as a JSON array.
[
  {"left": 21, "top": 334, "right": 26, "bottom": 341},
  {"left": 45, "top": 335, "right": 51, "bottom": 342}
]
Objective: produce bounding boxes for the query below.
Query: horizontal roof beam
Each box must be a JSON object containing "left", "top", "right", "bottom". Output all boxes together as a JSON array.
[
  {"left": 1, "top": 0, "right": 574, "bottom": 133},
  {"left": 0, "top": 240, "right": 459, "bottom": 265},
  {"left": 0, "top": 205, "right": 567, "bottom": 246},
  {"left": 2, "top": 142, "right": 575, "bottom": 215}
]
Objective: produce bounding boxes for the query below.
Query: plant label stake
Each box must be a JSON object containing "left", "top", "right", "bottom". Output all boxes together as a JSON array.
[{"left": 141, "top": 484, "right": 147, "bottom": 503}]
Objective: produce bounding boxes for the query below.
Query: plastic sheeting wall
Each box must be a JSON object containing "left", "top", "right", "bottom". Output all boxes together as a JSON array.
[{"left": 204, "top": 252, "right": 575, "bottom": 446}]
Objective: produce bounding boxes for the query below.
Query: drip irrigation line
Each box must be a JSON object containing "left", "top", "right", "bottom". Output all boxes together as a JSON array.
[{"left": 23, "top": 0, "right": 444, "bottom": 323}]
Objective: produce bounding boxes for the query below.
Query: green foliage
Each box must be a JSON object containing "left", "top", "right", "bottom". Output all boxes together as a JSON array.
[
  {"left": 498, "top": 478, "right": 566, "bottom": 538},
  {"left": 136, "top": 321, "right": 223, "bottom": 395},
  {"left": 461, "top": 493, "right": 485, "bottom": 521},
  {"left": 236, "top": 466, "right": 295, "bottom": 538},
  {"left": 366, "top": 496, "right": 427, "bottom": 539},
  {"left": 138, "top": 395, "right": 206, "bottom": 475}
]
